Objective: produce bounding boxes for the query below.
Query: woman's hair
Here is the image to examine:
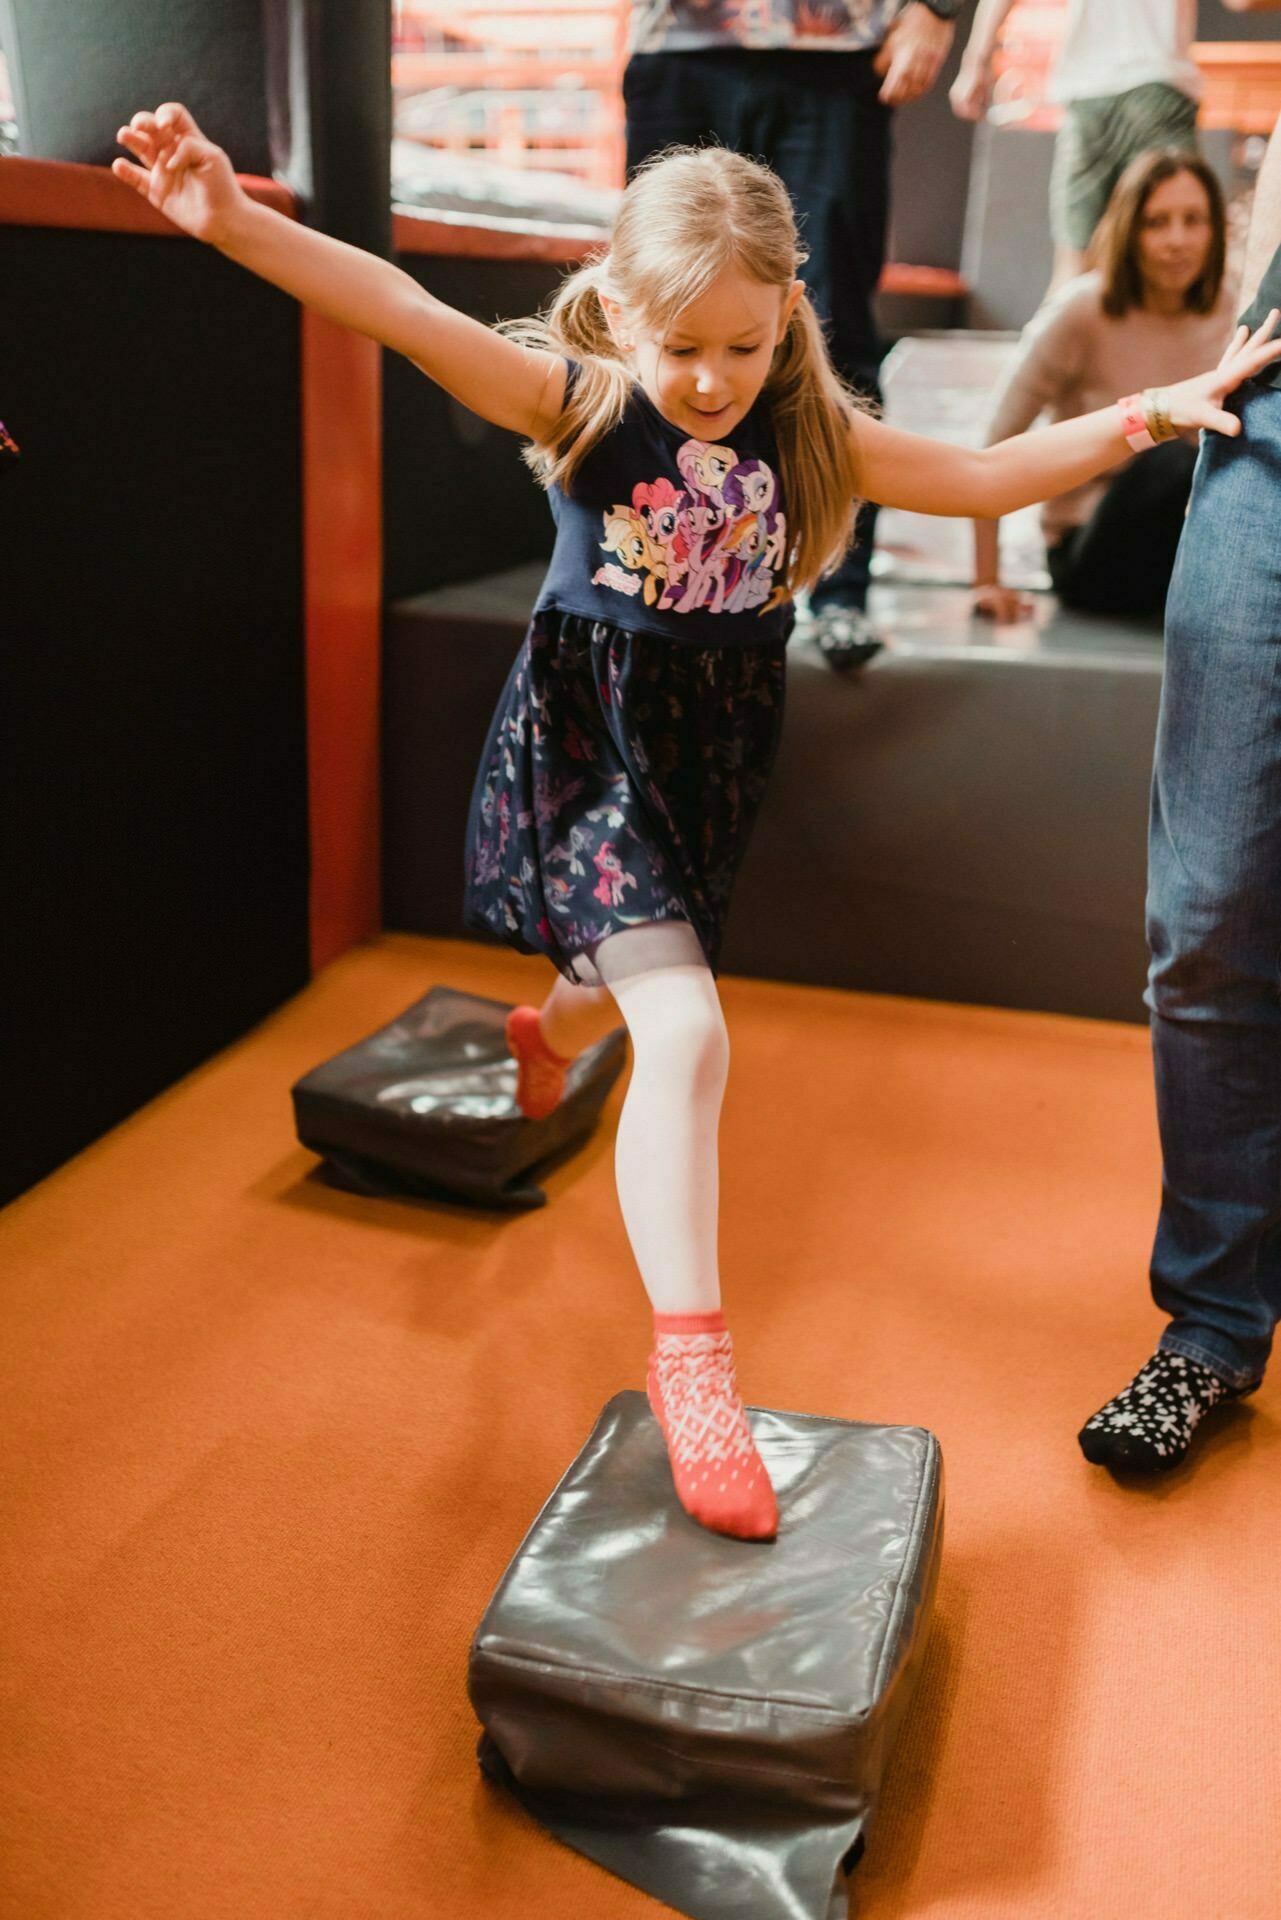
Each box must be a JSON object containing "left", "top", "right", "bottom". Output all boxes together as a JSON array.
[
  {"left": 502, "top": 145, "right": 867, "bottom": 596},
  {"left": 1089, "top": 148, "right": 1226, "bottom": 319}
]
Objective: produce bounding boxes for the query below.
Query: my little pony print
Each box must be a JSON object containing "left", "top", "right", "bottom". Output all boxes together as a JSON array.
[{"left": 591, "top": 438, "right": 787, "bottom": 617}]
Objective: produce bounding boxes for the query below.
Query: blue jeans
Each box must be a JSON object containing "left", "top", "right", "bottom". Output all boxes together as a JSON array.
[{"left": 1146, "top": 381, "right": 1281, "bottom": 1388}]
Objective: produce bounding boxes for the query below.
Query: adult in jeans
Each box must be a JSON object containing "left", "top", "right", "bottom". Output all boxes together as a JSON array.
[
  {"left": 973, "top": 149, "right": 1233, "bottom": 624},
  {"left": 952, "top": 0, "right": 1200, "bottom": 297},
  {"left": 623, "top": 1, "right": 962, "bottom": 668},
  {"left": 1080, "top": 73, "right": 1281, "bottom": 1472}
]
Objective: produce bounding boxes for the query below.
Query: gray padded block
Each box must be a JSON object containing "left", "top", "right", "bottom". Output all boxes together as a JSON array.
[
  {"left": 384, "top": 578, "right": 1161, "bottom": 1023},
  {"left": 724, "top": 637, "right": 1160, "bottom": 1021},
  {"left": 470, "top": 1392, "right": 943, "bottom": 1920},
  {"left": 292, "top": 985, "right": 626, "bottom": 1210}
]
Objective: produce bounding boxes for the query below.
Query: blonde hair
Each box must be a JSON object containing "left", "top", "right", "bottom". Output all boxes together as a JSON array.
[{"left": 502, "top": 145, "right": 868, "bottom": 597}]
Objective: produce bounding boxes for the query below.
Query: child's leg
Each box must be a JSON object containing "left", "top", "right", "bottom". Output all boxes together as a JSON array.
[
  {"left": 594, "top": 924, "right": 777, "bottom": 1541},
  {"left": 506, "top": 968, "right": 615, "bottom": 1119},
  {"left": 596, "top": 943, "right": 725, "bottom": 1315},
  {"left": 538, "top": 969, "right": 614, "bottom": 1058}
]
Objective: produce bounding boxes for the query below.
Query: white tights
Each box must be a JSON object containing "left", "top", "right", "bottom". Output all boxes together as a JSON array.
[{"left": 540, "top": 924, "right": 727, "bottom": 1315}]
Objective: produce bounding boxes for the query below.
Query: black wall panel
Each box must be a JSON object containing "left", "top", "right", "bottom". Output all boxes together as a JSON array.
[
  {"left": 1, "top": 226, "right": 309, "bottom": 1207},
  {"left": 0, "top": 0, "right": 273, "bottom": 172},
  {"left": 382, "top": 253, "right": 567, "bottom": 600}
]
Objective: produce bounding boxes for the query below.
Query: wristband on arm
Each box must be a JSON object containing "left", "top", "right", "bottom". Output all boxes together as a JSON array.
[{"left": 1117, "top": 389, "right": 1176, "bottom": 452}]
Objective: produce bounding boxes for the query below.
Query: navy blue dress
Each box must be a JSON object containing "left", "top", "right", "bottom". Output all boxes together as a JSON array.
[{"left": 464, "top": 365, "right": 792, "bottom": 978}]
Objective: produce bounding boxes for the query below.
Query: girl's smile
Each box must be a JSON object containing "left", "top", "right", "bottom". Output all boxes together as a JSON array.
[{"left": 603, "top": 265, "right": 803, "bottom": 440}]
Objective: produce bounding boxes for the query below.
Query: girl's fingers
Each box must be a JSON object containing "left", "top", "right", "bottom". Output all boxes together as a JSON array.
[
  {"left": 1217, "top": 324, "right": 1248, "bottom": 369},
  {"left": 123, "top": 106, "right": 186, "bottom": 158},
  {"left": 1219, "top": 341, "right": 1281, "bottom": 393},
  {"left": 164, "top": 134, "right": 211, "bottom": 173},
  {"left": 129, "top": 110, "right": 170, "bottom": 150},
  {"left": 120, "top": 112, "right": 179, "bottom": 169},
  {"left": 156, "top": 101, "right": 203, "bottom": 142},
  {"left": 1210, "top": 335, "right": 1281, "bottom": 394},
  {"left": 117, "top": 126, "right": 156, "bottom": 166},
  {"left": 110, "top": 156, "right": 150, "bottom": 194}
]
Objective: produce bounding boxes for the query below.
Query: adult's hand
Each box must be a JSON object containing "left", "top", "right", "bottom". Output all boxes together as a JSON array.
[
  {"left": 949, "top": 57, "right": 992, "bottom": 122},
  {"left": 875, "top": 4, "right": 955, "bottom": 108}
]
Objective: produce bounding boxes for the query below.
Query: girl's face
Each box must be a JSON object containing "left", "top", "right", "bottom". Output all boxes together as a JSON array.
[
  {"left": 604, "top": 266, "right": 803, "bottom": 440},
  {"left": 1136, "top": 171, "right": 1214, "bottom": 304}
]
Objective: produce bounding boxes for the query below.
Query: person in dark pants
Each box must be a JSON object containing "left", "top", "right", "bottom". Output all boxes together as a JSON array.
[
  {"left": 1042, "top": 438, "right": 1195, "bottom": 617},
  {"left": 623, "top": 1, "right": 962, "bottom": 666},
  {"left": 1079, "top": 76, "right": 1281, "bottom": 1473}
]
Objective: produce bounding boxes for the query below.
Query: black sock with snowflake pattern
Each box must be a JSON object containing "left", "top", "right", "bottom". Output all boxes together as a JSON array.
[{"left": 1078, "top": 1351, "right": 1260, "bottom": 1472}]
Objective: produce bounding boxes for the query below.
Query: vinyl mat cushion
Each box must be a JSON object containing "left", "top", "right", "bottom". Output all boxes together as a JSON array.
[
  {"left": 470, "top": 1391, "right": 944, "bottom": 1920},
  {"left": 291, "top": 985, "right": 627, "bottom": 1209}
]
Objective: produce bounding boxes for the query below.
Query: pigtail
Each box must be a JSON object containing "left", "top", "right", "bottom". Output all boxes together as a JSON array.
[
  {"left": 499, "top": 260, "right": 634, "bottom": 495},
  {"left": 766, "top": 293, "right": 869, "bottom": 596},
  {"left": 539, "top": 261, "right": 616, "bottom": 360}
]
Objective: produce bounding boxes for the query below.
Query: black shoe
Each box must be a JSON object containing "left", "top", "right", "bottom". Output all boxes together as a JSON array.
[
  {"left": 1078, "top": 1351, "right": 1261, "bottom": 1473},
  {"left": 811, "top": 605, "right": 884, "bottom": 672}
]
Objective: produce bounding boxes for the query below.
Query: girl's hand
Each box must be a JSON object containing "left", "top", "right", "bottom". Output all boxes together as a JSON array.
[
  {"left": 972, "top": 583, "right": 1033, "bottom": 623},
  {"left": 112, "top": 104, "right": 245, "bottom": 246},
  {"left": 1165, "top": 310, "right": 1281, "bottom": 437}
]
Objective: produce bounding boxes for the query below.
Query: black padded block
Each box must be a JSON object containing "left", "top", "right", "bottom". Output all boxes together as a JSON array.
[
  {"left": 471, "top": 1393, "right": 943, "bottom": 1920},
  {"left": 291, "top": 986, "right": 626, "bottom": 1210}
]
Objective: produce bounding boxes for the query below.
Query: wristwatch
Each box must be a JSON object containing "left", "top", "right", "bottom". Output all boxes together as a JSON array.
[{"left": 908, "top": 0, "right": 963, "bottom": 19}]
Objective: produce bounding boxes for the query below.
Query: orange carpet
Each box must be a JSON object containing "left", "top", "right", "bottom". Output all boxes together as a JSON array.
[{"left": 2, "top": 935, "right": 1278, "bottom": 1920}]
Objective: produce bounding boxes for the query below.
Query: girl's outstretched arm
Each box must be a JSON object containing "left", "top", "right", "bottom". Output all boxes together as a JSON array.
[
  {"left": 113, "top": 103, "right": 568, "bottom": 441},
  {"left": 853, "top": 314, "right": 1281, "bottom": 519}
]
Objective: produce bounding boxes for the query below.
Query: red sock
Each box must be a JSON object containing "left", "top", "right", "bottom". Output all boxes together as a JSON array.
[
  {"left": 505, "top": 1005, "right": 570, "bottom": 1120},
  {"left": 646, "top": 1310, "right": 778, "bottom": 1541}
]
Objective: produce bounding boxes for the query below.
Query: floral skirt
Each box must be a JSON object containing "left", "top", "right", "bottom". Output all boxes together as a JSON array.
[{"left": 463, "top": 610, "right": 787, "bottom": 978}]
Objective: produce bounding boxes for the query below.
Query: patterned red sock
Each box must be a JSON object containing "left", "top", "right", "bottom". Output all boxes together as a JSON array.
[
  {"left": 647, "top": 1310, "right": 778, "bottom": 1541},
  {"left": 505, "top": 1005, "right": 570, "bottom": 1119}
]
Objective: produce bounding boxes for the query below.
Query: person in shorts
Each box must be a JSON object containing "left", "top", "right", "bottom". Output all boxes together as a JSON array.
[{"left": 952, "top": 0, "right": 1199, "bottom": 295}]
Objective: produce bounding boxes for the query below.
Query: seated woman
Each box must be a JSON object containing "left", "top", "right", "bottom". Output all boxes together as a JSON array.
[{"left": 973, "top": 148, "right": 1233, "bottom": 622}]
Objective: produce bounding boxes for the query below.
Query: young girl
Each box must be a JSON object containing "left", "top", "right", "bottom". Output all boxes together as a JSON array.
[{"left": 114, "top": 105, "right": 1281, "bottom": 1544}]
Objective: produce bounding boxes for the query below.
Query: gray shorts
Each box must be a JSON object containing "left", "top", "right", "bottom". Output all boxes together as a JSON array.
[{"left": 1050, "top": 81, "right": 1198, "bottom": 253}]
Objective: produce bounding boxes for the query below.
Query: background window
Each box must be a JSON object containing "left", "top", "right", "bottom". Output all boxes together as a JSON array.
[{"left": 391, "top": 0, "right": 625, "bottom": 230}]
